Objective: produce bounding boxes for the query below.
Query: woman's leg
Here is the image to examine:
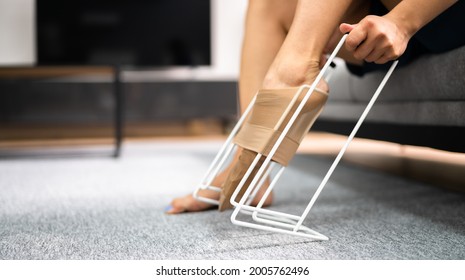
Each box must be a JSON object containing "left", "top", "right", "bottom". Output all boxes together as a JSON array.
[
  {"left": 167, "top": 0, "right": 374, "bottom": 213},
  {"left": 263, "top": 0, "right": 369, "bottom": 89},
  {"left": 218, "top": 0, "right": 379, "bottom": 210},
  {"left": 238, "top": 0, "right": 298, "bottom": 112},
  {"left": 167, "top": 0, "right": 415, "bottom": 214},
  {"left": 166, "top": 0, "right": 298, "bottom": 214},
  {"left": 218, "top": 0, "right": 376, "bottom": 210}
]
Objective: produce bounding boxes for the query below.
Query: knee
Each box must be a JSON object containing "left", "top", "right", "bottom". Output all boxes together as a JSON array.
[{"left": 247, "top": 0, "right": 296, "bottom": 31}]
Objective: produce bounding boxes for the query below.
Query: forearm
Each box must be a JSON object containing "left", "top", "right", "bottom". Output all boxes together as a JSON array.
[{"left": 384, "top": 0, "right": 458, "bottom": 37}]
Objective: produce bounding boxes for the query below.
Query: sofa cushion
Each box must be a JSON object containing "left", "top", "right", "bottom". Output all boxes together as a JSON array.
[{"left": 321, "top": 45, "right": 465, "bottom": 126}]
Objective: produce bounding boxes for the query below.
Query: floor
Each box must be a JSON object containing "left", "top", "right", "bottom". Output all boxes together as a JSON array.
[
  {"left": 298, "top": 133, "right": 465, "bottom": 193},
  {"left": 2, "top": 131, "right": 465, "bottom": 193},
  {"left": 0, "top": 134, "right": 464, "bottom": 259}
]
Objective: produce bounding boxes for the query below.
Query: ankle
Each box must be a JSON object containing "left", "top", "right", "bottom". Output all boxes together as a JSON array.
[{"left": 262, "top": 58, "right": 322, "bottom": 89}]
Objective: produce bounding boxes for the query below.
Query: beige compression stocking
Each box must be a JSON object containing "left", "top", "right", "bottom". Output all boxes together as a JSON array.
[
  {"left": 218, "top": 87, "right": 328, "bottom": 211},
  {"left": 218, "top": 149, "right": 265, "bottom": 210}
]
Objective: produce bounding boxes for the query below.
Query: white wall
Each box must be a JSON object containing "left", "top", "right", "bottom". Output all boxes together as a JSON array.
[
  {"left": 0, "top": 0, "right": 35, "bottom": 66},
  {"left": 210, "top": 0, "right": 247, "bottom": 78}
]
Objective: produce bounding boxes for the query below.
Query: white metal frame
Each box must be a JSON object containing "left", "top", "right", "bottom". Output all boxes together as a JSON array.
[{"left": 193, "top": 34, "right": 399, "bottom": 240}]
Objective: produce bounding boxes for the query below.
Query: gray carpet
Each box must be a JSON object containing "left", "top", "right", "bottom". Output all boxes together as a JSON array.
[{"left": 0, "top": 140, "right": 464, "bottom": 260}]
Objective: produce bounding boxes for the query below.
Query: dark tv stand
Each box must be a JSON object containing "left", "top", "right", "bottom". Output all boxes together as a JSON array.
[{"left": 0, "top": 66, "right": 124, "bottom": 158}]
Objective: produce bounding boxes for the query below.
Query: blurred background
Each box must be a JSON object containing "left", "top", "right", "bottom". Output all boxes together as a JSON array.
[
  {"left": 0, "top": 0, "right": 464, "bottom": 261},
  {"left": 0, "top": 0, "right": 464, "bottom": 190},
  {"left": 0, "top": 0, "right": 246, "bottom": 149}
]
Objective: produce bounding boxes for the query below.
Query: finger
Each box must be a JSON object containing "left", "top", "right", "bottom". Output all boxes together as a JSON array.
[
  {"left": 339, "top": 23, "right": 355, "bottom": 34},
  {"left": 352, "top": 39, "right": 376, "bottom": 61},
  {"left": 365, "top": 53, "right": 384, "bottom": 63},
  {"left": 352, "top": 19, "right": 391, "bottom": 61},
  {"left": 383, "top": 45, "right": 403, "bottom": 61},
  {"left": 374, "top": 54, "right": 391, "bottom": 64},
  {"left": 374, "top": 45, "right": 400, "bottom": 64},
  {"left": 364, "top": 47, "right": 387, "bottom": 63},
  {"left": 344, "top": 24, "right": 367, "bottom": 52}
]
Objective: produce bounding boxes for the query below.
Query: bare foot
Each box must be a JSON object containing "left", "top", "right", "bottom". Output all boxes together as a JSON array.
[{"left": 165, "top": 165, "right": 273, "bottom": 214}]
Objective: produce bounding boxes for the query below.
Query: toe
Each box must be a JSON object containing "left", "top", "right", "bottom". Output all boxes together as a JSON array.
[
  {"left": 165, "top": 198, "right": 187, "bottom": 214},
  {"left": 165, "top": 207, "right": 186, "bottom": 214},
  {"left": 165, "top": 193, "right": 218, "bottom": 214}
]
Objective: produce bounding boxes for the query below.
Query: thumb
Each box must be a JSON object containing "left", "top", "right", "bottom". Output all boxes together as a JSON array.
[{"left": 339, "top": 23, "right": 356, "bottom": 34}]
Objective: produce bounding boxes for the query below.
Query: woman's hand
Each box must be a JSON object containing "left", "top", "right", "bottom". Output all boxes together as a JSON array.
[{"left": 339, "top": 15, "right": 412, "bottom": 64}]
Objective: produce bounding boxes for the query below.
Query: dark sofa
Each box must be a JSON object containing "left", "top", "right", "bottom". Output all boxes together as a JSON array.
[{"left": 315, "top": 45, "right": 465, "bottom": 153}]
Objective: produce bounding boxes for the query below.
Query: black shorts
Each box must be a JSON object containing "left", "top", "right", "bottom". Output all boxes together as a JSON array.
[{"left": 346, "top": 0, "right": 465, "bottom": 76}]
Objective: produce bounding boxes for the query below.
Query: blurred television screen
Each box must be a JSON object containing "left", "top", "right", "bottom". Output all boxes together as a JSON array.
[{"left": 37, "top": 0, "right": 211, "bottom": 67}]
